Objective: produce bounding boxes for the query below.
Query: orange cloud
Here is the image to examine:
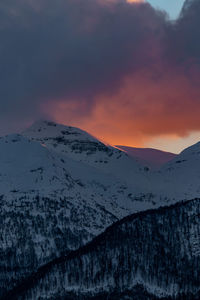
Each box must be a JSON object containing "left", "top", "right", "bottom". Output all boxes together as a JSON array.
[
  {"left": 45, "top": 62, "right": 200, "bottom": 148},
  {"left": 3, "top": 0, "right": 200, "bottom": 153}
]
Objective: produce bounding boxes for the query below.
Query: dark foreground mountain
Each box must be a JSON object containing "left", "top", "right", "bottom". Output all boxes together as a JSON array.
[{"left": 4, "top": 199, "right": 200, "bottom": 300}]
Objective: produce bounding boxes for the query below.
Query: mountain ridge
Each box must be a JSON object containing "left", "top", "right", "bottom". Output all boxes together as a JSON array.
[
  {"left": 0, "top": 121, "right": 158, "bottom": 296},
  {"left": 1, "top": 120, "right": 200, "bottom": 298},
  {"left": 4, "top": 198, "right": 199, "bottom": 300},
  {"left": 116, "top": 145, "right": 176, "bottom": 169}
]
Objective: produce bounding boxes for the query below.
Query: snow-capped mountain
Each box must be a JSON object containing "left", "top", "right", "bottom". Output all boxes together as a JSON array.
[
  {"left": 23, "top": 120, "right": 149, "bottom": 187},
  {"left": 0, "top": 122, "right": 158, "bottom": 297},
  {"left": 116, "top": 145, "right": 176, "bottom": 169},
  {"left": 23, "top": 121, "right": 200, "bottom": 203},
  {"left": 153, "top": 141, "right": 200, "bottom": 201},
  {"left": 5, "top": 199, "right": 200, "bottom": 300},
  {"left": 1, "top": 120, "right": 200, "bottom": 298}
]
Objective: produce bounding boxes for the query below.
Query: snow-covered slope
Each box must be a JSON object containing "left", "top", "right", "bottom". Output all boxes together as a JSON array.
[
  {"left": 6, "top": 199, "right": 200, "bottom": 300},
  {"left": 153, "top": 141, "right": 200, "bottom": 201},
  {"left": 116, "top": 145, "right": 176, "bottom": 169},
  {"left": 1, "top": 120, "right": 200, "bottom": 298},
  {"left": 22, "top": 120, "right": 200, "bottom": 203},
  {"left": 0, "top": 130, "right": 157, "bottom": 296},
  {"left": 117, "top": 140, "right": 200, "bottom": 204},
  {"left": 22, "top": 120, "right": 130, "bottom": 168},
  {"left": 23, "top": 120, "right": 149, "bottom": 188},
  {"left": 0, "top": 134, "right": 76, "bottom": 193}
]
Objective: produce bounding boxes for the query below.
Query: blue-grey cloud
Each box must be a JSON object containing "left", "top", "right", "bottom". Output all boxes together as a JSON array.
[
  {"left": 0, "top": 0, "right": 167, "bottom": 133},
  {"left": 0, "top": 0, "right": 199, "bottom": 140}
]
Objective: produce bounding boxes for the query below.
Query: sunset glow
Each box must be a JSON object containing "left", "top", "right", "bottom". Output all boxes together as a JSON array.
[
  {"left": 1, "top": 1, "right": 200, "bottom": 299},
  {"left": 0, "top": 0, "right": 199, "bottom": 154}
]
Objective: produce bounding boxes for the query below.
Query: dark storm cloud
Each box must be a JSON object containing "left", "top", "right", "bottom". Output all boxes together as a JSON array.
[
  {"left": 0, "top": 0, "right": 200, "bottom": 140},
  {"left": 0, "top": 0, "right": 167, "bottom": 132},
  {"left": 175, "top": 0, "right": 200, "bottom": 64}
]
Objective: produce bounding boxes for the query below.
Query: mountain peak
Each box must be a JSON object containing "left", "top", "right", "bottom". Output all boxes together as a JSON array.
[
  {"left": 23, "top": 120, "right": 150, "bottom": 187},
  {"left": 179, "top": 140, "right": 200, "bottom": 157},
  {"left": 23, "top": 120, "right": 97, "bottom": 142}
]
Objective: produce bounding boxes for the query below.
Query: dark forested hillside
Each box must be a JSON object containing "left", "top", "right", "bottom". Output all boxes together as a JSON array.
[{"left": 4, "top": 199, "right": 200, "bottom": 300}]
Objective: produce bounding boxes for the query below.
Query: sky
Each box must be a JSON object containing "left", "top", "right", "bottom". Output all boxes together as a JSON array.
[
  {"left": 1, "top": 0, "right": 200, "bottom": 154},
  {"left": 147, "top": 0, "right": 185, "bottom": 19}
]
